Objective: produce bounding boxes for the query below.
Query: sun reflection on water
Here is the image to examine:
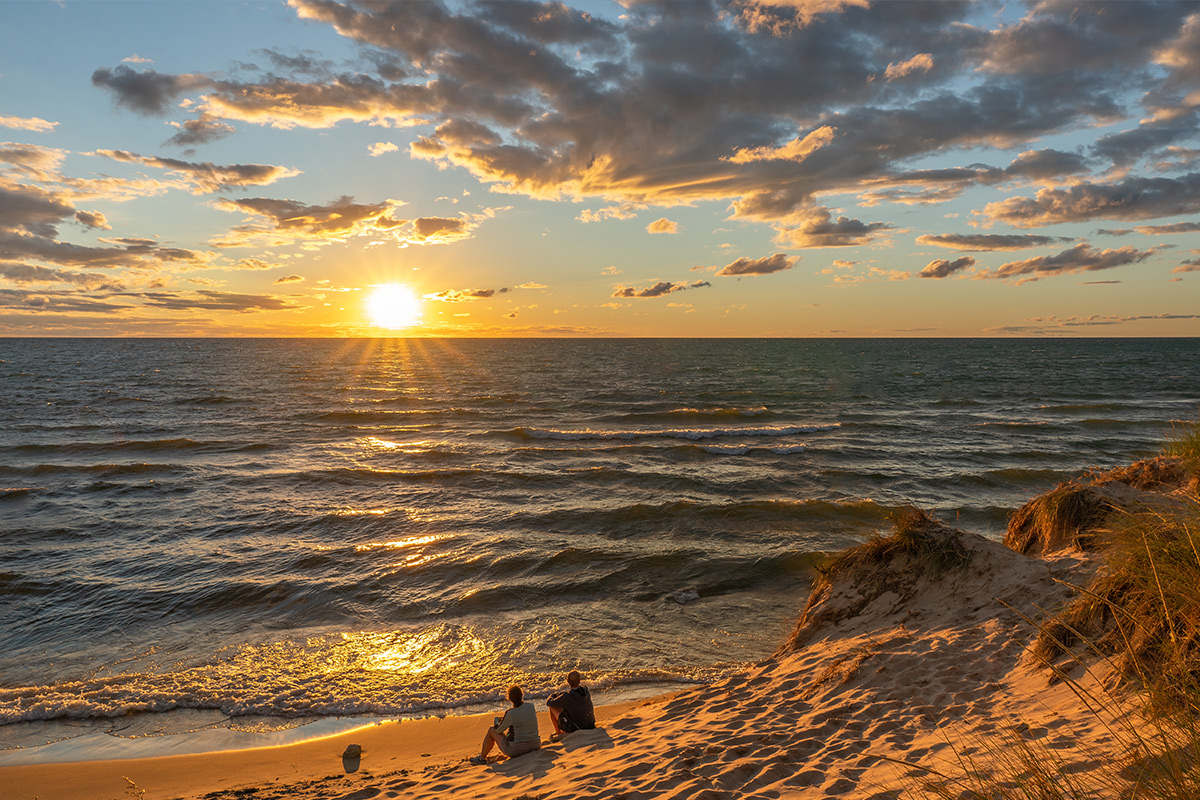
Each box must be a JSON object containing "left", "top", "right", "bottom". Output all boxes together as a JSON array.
[{"left": 348, "top": 629, "right": 489, "bottom": 676}]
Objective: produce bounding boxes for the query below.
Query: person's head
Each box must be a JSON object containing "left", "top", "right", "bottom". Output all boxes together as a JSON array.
[
  {"left": 567, "top": 671, "right": 581, "bottom": 688},
  {"left": 508, "top": 684, "right": 523, "bottom": 706}
]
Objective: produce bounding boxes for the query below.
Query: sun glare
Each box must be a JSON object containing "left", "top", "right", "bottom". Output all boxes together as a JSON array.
[{"left": 367, "top": 284, "right": 422, "bottom": 329}]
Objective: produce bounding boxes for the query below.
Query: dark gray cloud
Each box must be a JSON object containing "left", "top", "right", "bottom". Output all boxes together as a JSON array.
[
  {"left": 94, "top": 150, "right": 298, "bottom": 194},
  {"left": 612, "top": 279, "right": 711, "bottom": 298},
  {"left": 0, "top": 182, "right": 76, "bottom": 237},
  {"left": 91, "top": 65, "right": 212, "bottom": 115},
  {"left": 918, "top": 256, "right": 975, "bottom": 279},
  {"left": 1135, "top": 221, "right": 1200, "bottom": 235},
  {"left": 987, "top": 173, "right": 1200, "bottom": 227},
  {"left": 716, "top": 253, "right": 795, "bottom": 276},
  {"left": 274, "top": 274, "right": 304, "bottom": 283},
  {"left": 0, "top": 262, "right": 125, "bottom": 290},
  {"left": 73, "top": 210, "right": 111, "bottom": 230},
  {"left": 0, "top": 289, "right": 134, "bottom": 314},
  {"left": 164, "top": 114, "right": 237, "bottom": 148},
  {"left": 916, "top": 233, "right": 1072, "bottom": 251},
  {"left": 139, "top": 290, "right": 298, "bottom": 312},
  {"left": 213, "top": 196, "right": 481, "bottom": 247},
  {"left": 987, "top": 243, "right": 1159, "bottom": 282},
  {"left": 0, "top": 229, "right": 208, "bottom": 270},
  {"left": 257, "top": 49, "right": 335, "bottom": 76}
]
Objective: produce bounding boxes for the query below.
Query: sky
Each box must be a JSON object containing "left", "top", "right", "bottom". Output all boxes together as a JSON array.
[{"left": 2, "top": 0, "right": 1200, "bottom": 337}]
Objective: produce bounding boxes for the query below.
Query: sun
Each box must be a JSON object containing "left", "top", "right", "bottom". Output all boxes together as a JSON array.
[{"left": 366, "top": 284, "right": 422, "bottom": 329}]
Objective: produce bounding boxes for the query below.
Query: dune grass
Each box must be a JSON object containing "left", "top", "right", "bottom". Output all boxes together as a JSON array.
[
  {"left": 910, "top": 420, "right": 1200, "bottom": 799},
  {"left": 1003, "top": 480, "right": 1110, "bottom": 555},
  {"left": 818, "top": 505, "right": 972, "bottom": 581}
]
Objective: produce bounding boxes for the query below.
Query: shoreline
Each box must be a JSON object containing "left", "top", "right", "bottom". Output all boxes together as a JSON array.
[{"left": 0, "top": 698, "right": 657, "bottom": 800}]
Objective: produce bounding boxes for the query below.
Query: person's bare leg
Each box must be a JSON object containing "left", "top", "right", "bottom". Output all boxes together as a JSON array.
[
  {"left": 480, "top": 727, "right": 503, "bottom": 759},
  {"left": 548, "top": 707, "right": 563, "bottom": 736}
]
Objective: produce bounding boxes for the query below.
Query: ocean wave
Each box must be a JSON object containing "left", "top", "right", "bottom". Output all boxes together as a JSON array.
[
  {"left": 503, "top": 498, "right": 892, "bottom": 535},
  {"left": 1040, "top": 402, "right": 1132, "bottom": 413},
  {"left": 0, "top": 462, "right": 192, "bottom": 479},
  {"left": 0, "top": 638, "right": 731, "bottom": 727},
  {"left": 699, "top": 444, "right": 806, "bottom": 455},
  {"left": 172, "top": 395, "right": 242, "bottom": 405},
  {"left": 975, "top": 421, "right": 1053, "bottom": 429},
  {"left": 613, "top": 406, "right": 771, "bottom": 423},
  {"left": 2, "top": 439, "right": 273, "bottom": 456},
  {"left": 507, "top": 423, "right": 838, "bottom": 442}
]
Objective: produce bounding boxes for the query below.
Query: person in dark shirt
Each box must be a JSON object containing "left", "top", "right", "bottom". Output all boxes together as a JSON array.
[{"left": 546, "top": 670, "right": 595, "bottom": 737}]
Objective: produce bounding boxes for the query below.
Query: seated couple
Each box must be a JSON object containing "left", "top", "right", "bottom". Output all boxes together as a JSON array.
[{"left": 470, "top": 671, "right": 595, "bottom": 765}]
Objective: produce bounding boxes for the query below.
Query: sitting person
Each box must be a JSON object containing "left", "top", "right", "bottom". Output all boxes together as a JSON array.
[
  {"left": 546, "top": 670, "right": 595, "bottom": 737},
  {"left": 470, "top": 684, "right": 540, "bottom": 764}
]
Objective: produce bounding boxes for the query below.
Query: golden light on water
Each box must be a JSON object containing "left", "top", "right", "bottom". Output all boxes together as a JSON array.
[
  {"left": 366, "top": 284, "right": 422, "bottom": 329},
  {"left": 350, "top": 628, "right": 490, "bottom": 676}
]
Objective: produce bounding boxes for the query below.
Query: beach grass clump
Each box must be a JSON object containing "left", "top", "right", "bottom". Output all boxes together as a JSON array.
[
  {"left": 1003, "top": 480, "right": 1111, "bottom": 556},
  {"left": 1165, "top": 418, "right": 1200, "bottom": 482},
  {"left": 1032, "top": 502, "right": 1200, "bottom": 716},
  {"left": 1100, "top": 456, "right": 1189, "bottom": 493},
  {"left": 819, "top": 505, "right": 972, "bottom": 581}
]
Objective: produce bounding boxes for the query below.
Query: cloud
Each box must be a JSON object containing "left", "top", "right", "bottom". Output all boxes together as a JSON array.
[
  {"left": 985, "top": 243, "right": 1159, "bottom": 282},
  {"left": 516, "top": 282, "right": 546, "bottom": 289},
  {"left": 1135, "top": 221, "right": 1200, "bottom": 235},
  {"left": 139, "top": 290, "right": 298, "bottom": 312},
  {"left": 74, "top": 210, "right": 111, "bottom": 230},
  {"left": 716, "top": 253, "right": 796, "bottom": 276},
  {"left": 164, "top": 114, "right": 237, "bottom": 148},
  {"left": 726, "top": 126, "right": 837, "bottom": 165},
  {"left": 646, "top": 218, "right": 679, "bottom": 234},
  {"left": 91, "top": 65, "right": 212, "bottom": 115},
  {"left": 885, "top": 53, "right": 934, "bottom": 81},
  {"left": 986, "top": 173, "right": 1200, "bottom": 227},
  {"left": 732, "top": 0, "right": 871, "bottom": 34},
  {"left": 612, "top": 280, "right": 711, "bottom": 298},
  {"left": 0, "top": 261, "right": 126, "bottom": 291},
  {"left": 1172, "top": 248, "right": 1200, "bottom": 273},
  {"left": 577, "top": 205, "right": 643, "bottom": 223},
  {"left": 0, "top": 142, "right": 67, "bottom": 180},
  {"left": 274, "top": 274, "right": 304, "bottom": 283},
  {"left": 918, "top": 256, "right": 975, "bottom": 279},
  {"left": 916, "top": 233, "right": 1072, "bottom": 251},
  {"left": 368, "top": 141, "right": 399, "bottom": 157},
  {"left": 765, "top": 204, "right": 891, "bottom": 248},
  {"left": 227, "top": 257, "right": 282, "bottom": 270},
  {"left": 424, "top": 288, "right": 500, "bottom": 302},
  {"left": 410, "top": 216, "right": 470, "bottom": 243},
  {"left": 121, "top": 54, "right": 154, "bottom": 64},
  {"left": 986, "top": 313, "right": 1200, "bottom": 334},
  {"left": 0, "top": 115, "right": 58, "bottom": 133},
  {"left": 92, "top": 150, "right": 299, "bottom": 194}
]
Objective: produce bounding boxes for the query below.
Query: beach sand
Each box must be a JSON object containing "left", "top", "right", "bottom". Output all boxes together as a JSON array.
[{"left": 12, "top": 465, "right": 1182, "bottom": 800}]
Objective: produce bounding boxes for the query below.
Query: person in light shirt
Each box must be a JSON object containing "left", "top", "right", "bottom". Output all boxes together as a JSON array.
[{"left": 470, "top": 684, "right": 541, "bottom": 764}]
